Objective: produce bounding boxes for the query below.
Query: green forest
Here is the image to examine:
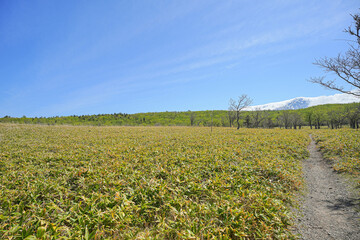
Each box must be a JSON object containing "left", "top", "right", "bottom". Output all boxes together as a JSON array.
[{"left": 1, "top": 103, "right": 359, "bottom": 129}]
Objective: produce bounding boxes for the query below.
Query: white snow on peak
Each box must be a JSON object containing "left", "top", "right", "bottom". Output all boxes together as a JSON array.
[{"left": 244, "top": 92, "right": 360, "bottom": 111}]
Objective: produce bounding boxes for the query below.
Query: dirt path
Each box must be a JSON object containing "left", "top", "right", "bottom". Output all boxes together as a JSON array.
[{"left": 294, "top": 135, "right": 360, "bottom": 239}]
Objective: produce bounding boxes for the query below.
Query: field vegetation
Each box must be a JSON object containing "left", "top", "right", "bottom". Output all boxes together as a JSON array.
[
  {"left": 0, "top": 124, "right": 310, "bottom": 239},
  {"left": 312, "top": 129, "right": 360, "bottom": 185}
]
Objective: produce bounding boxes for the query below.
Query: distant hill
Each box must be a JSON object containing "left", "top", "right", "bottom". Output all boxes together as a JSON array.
[
  {"left": 245, "top": 92, "right": 360, "bottom": 111},
  {"left": 1, "top": 91, "right": 360, "bottom": 127}
]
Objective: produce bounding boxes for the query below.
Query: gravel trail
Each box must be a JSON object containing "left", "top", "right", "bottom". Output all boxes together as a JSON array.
[{"left": 294, "top": 135, "right": 360, "bottom": 239}]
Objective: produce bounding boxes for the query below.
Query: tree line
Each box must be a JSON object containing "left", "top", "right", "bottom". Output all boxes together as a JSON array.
[
  {"left": 226, "top": 103, "right": 360, "bottom": 129},
  {"left": 1, "top": 103, "right": 359, "bottom": 129}
]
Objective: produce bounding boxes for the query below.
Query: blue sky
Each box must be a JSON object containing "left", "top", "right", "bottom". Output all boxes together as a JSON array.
[{"left": 0, "top": 0, "right": 358, "bottom": 117}]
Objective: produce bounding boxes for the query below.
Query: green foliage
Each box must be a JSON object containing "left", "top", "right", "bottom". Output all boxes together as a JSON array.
[
  {"left": 0, "top": 124, "right": 310, "bottom": 239},
  {"left": 312, "top": 129, "right": 360, "bottom": 186},
  {"left": 0, "top": 103, "right": 359, "bottom": 128}
]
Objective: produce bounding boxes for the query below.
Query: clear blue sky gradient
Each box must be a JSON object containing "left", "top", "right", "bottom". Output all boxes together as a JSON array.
[{"left": 0, "top": 0, "right": 359, "bottom": 117}]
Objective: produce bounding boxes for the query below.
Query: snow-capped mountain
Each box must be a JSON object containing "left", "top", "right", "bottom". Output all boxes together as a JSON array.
[{"left": 245, "top": 92, "right": 360, "bottom": 111}]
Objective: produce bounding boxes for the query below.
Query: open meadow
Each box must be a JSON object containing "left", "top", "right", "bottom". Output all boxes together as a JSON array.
[
  {"left": 0, "top": 124, "right": 315, "bottom": 239},
  {"left": 1, "top": 124, "right": 359, "bottom": 239},
  {"left": 1, "top": 124, "right": 360, "bottom": 239},
  {"left": 2, "top": 1, "right": 360, "bottom": 239}
]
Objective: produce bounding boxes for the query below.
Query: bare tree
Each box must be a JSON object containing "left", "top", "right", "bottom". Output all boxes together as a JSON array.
[
  {"left": 229, "top": 95, "right": 252, "bottom": 129},
  {"left": 310, "top": 12, "right": 360, "bottom": 97}
]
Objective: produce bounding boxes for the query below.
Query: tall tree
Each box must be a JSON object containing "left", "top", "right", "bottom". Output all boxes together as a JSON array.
[
  {"left": 304, "top": 111, "right": 314, "bottom": 129},
  {"left": 335, "top": 110, "right": 346, "bottom": 128},
  {"left": 310, "top": 12, "right": 360, "bottom": 97},
  {"left": 227, "top": 108, "right": 236, "bottom": 128},
  {"left": 262, "top": 111, "right": 274, "bottom": 128},
  {"left": 327, "top": 111, "right": 337, "bottom": 129},
  {"left": 189, "top": 111, "right": 197, "bottom": 126},
  {"left": 345, "top": 104, "right": 360, "bottom": 129},
  {"left": 281, "top": 111, "right": 291, "bottom": 129},
  {"left": 251, "top": 109, "right": 263, "bottom": 128},
  {"left": 244, "top": 114, "right": 251, "bottom": 128},
  {"left": 229, "top": 95, "right": 252, "bottom": 129},
  {"left": 276, "top": 115, "right": 284, "bottom": 128},
  {"left": 291, "top": 113, "right": 303, "bottom": 129},
  {"left": 313, "top": 111, "right": 324, "bottom": 129}
]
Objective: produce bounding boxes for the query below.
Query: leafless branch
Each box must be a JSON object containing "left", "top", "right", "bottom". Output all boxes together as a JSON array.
[
  {"left": 311, "top": 11, "right": 360, "bottom": 97},
  {"left": 229, "top": 94, "right": 252, "bottom": 129}
]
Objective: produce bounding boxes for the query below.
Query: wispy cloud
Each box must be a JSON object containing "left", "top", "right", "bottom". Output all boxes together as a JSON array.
[{"left": 1, "top": 0, "right": 357, "bottom": 116}]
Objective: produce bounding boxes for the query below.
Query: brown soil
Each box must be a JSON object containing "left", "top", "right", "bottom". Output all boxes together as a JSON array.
[{"left": 293, "top": 135, "right": 360, "bottom": 239}]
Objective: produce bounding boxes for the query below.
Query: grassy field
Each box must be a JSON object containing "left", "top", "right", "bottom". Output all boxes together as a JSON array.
[
  {"left": 312, "top": 129, "right": 360, "bottom": 184},
  {"left": 0, "top": 124, "right": 311, "bottom": 239}
]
